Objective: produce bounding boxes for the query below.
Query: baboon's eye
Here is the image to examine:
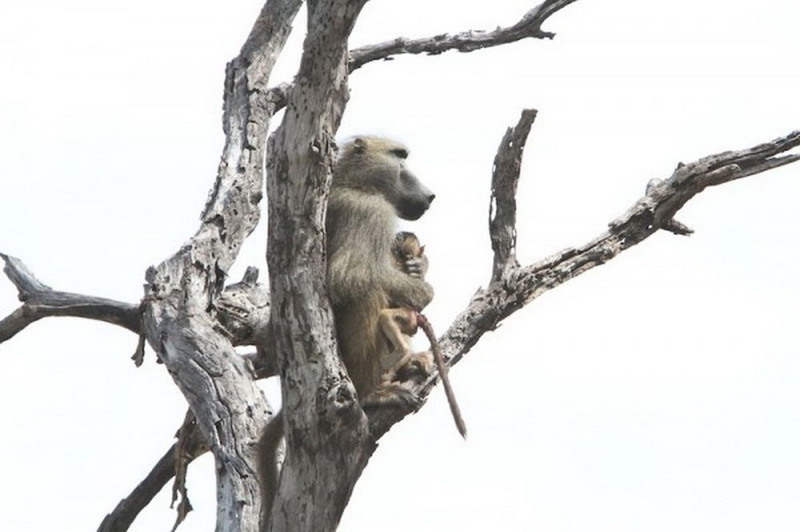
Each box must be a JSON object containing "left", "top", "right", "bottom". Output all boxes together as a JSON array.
[{"left": 390, "top": 148, "right": 409, "bottom": 159}]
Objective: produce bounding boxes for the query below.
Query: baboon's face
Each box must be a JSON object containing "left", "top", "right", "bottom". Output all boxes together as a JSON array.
[
  {"left": 382, "top": 151, "right": 435, "bottom": 221},
  {"left": 335, "top": 138, "right": 436, "bottom": 220},
  {"left": 392, "top": 168, "right": 434, "bottom": 220},
  {"left": 395, "top": 232, "right": 423, "bottom": 257}
]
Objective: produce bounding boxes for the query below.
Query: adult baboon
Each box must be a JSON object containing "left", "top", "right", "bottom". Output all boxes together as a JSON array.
[
  {"left": 326, "top": 136, "right": 435, "bottom": 407},
  {"left": 259, "top": 137, "right": 434, "bottom": 524}
]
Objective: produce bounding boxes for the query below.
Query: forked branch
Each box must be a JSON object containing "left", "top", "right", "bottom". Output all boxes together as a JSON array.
[
  {"left": 7, "top": 0, "right": 798, "bottom": 529},
  {"left": 264, "top": 0, "right": 580, "bottom": 112},
  {"left": 367, "top": 117, "right": 800, "bottom": 437}
]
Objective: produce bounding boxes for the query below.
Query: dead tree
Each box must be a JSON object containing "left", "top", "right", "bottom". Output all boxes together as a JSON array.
[{"left": 1, "top": 1, "right": 799, "bottom": 531}]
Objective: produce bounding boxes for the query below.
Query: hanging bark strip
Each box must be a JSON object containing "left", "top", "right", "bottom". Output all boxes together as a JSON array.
[{"left": 417, "top": 313, "right": 467, "bottom": 439}]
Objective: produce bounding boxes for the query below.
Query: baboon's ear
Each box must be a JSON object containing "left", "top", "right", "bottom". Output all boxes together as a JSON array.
[{"left": 353, "top": 137, "right": 368, "bottom": 153}]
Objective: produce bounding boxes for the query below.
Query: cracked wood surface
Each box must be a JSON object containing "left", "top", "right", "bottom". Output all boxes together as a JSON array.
[{"left": 2, "top": 1, "right": 799, "bottom": 531}]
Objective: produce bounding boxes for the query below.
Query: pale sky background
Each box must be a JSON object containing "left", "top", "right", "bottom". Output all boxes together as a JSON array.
[{"left": 1, "top": 1, "right": 800, "bottom": 531}]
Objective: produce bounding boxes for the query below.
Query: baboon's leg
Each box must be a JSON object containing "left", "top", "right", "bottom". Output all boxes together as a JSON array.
[
  {"left": 385, "top": 350, "right": 433, "bottom": 383},
  {"left": 379, "top": 308, "right": 416, "bottom": 356}
]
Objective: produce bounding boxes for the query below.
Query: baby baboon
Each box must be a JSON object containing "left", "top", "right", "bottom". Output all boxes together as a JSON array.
[
  {"left": 326, "top": 136, "right": 435, "bottom": 407},
  {"left": 379, "top": 231, "right": 433, "bottom": 384},
  {"left": 382, "top": 231, "right": 467, "bottom": 438}
]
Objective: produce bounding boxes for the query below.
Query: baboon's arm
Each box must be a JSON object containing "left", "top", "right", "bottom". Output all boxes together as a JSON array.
[
  {"left": 327, "top": 190, "right": 432, "bottom": 309},
  {"left": 382, "top": 268, "right": 433, "bottom": 311}
]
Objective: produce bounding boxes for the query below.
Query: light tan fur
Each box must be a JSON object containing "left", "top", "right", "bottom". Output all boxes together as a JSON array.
[{"left": 379, "top": 232, "right": 433, "bottom": 383}]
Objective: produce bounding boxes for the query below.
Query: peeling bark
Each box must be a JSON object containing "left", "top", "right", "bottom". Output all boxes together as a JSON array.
[
  {"left": 2, "top": 1, "right": 799, "bottom": 531},
  {"left": 137, "top": 1, "right": 303, "bottom": 530},
  {"left": 264, "top": 1, "right": 373, "bottom": 530}
]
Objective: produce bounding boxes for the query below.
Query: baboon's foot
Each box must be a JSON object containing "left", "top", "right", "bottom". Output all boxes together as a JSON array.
[
  {"left": 387, "top": 350, "right": 433, "bottom": 383},
  {"left": 362, "top": 382, "right": 421, "bottom": 412}
]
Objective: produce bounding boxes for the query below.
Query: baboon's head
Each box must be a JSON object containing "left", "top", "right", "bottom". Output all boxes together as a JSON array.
[
  {"left": 334, "top": 136, "right": 435, "bottom": 220},
  {"left": 393, "top": 231, "right": 424, "bottom": 258}
]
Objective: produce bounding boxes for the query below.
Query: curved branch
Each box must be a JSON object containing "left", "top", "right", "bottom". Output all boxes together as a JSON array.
[
  {"left": 263, "top": 0, "right": 580, "bottom": 111},
  {"left": 350, "top": 0, "right": 579, "bottom": 69},
  {"left": 0, "top": 254, "right": 140, "bottom": 343},
  {"left": 140, "top": 1, "right": 303, "bottom": 531},
  {"left": 368, "top": 126, "right": 800, "bottom": 438}
]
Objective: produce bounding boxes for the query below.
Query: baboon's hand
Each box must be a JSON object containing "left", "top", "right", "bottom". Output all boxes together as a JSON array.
[{"left": 403, "top": 255, "right": 426, "bottom": 278}]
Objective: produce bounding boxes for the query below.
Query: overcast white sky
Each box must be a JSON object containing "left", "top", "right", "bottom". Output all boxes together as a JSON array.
[{"left": 2, "top": 1, "right": 800, "bottom": 531}]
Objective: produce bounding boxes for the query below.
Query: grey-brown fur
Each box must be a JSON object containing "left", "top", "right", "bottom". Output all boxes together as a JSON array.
[{"left": 326, "top": 136, "right": 435, "bottom": 404}]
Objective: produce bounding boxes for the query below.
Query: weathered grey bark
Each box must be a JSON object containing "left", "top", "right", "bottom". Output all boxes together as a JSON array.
[
  {"left": 137, "top": 1, "right": 303, "bottom": 530},
  {"left": 489, "top": 109, "right": 536, "bottom": 283},
  {"left": 264, "top": 1, "right": 372, "bottom": 530},
  {"left": 349, "top": 0, "right": 578, "bottom": 69},
  {"left": 264, "top": 1, "right": 579, "bottom": 114},
  {"left": 0, "top": 253, "right": 140, "bottom": 342},
  {"left": 2, "top": 1, "right": 800, "bottom": 531},
  {"left": 3, "top": 117, "right": 797, "bottom": 531}
]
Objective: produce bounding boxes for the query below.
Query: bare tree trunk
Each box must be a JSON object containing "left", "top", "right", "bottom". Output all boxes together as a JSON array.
[
  {"left": 264, "top": 2, "right": 373, "bottom": 530},
  {"left": 138, "top": 1, "right": 303, "bottom": 530},
  {"left": 2, "top": 1, "right": 799, "bottom": 531}
]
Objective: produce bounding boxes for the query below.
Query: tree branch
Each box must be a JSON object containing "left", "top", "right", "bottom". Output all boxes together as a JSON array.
[
  {"left": 0, "top": 254, "right": 140, "bottom": 343},
  {"left": 367, "top": 121, "right": 800, "bottom": 438},
  {"left": 489, "top": 109, "right": 537, "bottom": 283},
  {"left": 138, "top": 1, "right": 303, "bottom": 531},
  {"left": 215, "top": 267, "right": 271, "bottom": 348},
  {"left": 97, "top": 418, "right": 208, "bottom": 532},
  {"left": 349, "top": 0, "right": 579, "bottom": 69},
  {"left": 263, "top": 0, "right": 580, "bottom": 112}
]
